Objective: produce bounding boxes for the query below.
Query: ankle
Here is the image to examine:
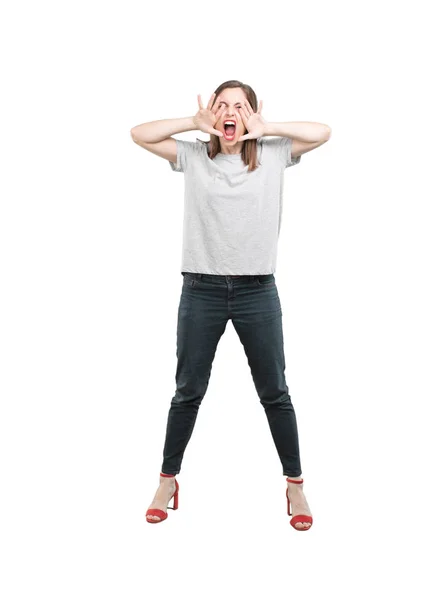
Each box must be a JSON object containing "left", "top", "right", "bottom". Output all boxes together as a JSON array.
[
  {"left": 286, "top": 477, "right": 303, "bottom": 488},
  {"left": 160, "top": 475, "right": 175, "bottom": 484}
]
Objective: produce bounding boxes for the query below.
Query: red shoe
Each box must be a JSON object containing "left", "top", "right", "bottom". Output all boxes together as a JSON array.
[
  {"left": 286, "top": 478, "right": 313, "bottom": 530},
  {"left": 146, "top": 473, "right": 179, "bottom": 524}
]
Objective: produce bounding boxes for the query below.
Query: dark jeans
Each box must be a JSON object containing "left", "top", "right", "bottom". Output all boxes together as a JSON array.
[{"left": 161, "top": 272, "right": 302, "bottom": 478}]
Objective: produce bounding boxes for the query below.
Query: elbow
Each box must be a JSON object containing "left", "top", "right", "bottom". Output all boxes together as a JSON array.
[{"left": 315, "top": 124, "right": 331, "bottom": 143}]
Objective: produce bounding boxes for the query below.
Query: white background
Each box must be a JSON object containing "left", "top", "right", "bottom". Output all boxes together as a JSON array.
[{"left": 1, "top": 0, "right": 432, "bottom": 598}]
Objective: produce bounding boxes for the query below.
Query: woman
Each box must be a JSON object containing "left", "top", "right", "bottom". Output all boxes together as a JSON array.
[{"left": 130, "top": 80, "right": 331, "bottom": 530}]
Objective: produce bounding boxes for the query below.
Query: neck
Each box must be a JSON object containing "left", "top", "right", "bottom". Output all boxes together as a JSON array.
[{"left": 219, "top": 143, "right": 243, "bottom": 155}]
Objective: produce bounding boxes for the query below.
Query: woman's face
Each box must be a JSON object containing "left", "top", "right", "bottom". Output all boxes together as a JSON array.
[{"left": 213, "top": 87, "right": 249, "bottom": 152}]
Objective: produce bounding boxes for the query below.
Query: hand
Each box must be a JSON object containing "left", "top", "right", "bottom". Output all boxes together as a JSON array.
[
  {"left": 237, "top": 99, "right": 266, "bottom": 141},
  {"left": 193, "top": 93, "right": 224, "bottom": 137}
]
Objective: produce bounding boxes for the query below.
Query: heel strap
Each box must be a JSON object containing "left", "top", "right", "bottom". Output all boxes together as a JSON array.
[
  {"left": 286, "top": 477, "right": 303, "bottom": 484},
  {"left": 160, "top": 472, "right": 176, "bottom": 478}
]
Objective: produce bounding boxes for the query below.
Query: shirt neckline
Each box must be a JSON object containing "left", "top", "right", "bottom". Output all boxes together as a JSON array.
[{"left": 215, "top": 152, "right": 242, "bottom": 159}]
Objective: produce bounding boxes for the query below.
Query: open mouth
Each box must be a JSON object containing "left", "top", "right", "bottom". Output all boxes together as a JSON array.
[{"left": 223, "top": 121, "right": 236, "bottom": 140}]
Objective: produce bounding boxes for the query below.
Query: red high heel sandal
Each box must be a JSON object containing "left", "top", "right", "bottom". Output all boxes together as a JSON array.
[
  {"left": 286, "top": 478, "right": 313, "bottom": 530},
  {"left": 146, "top": 473, "right": 179, "bottom": 524}
]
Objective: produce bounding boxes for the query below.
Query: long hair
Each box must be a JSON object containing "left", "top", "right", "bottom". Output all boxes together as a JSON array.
[{"left": 199, "top": 80, "right": 261, "bottom": 173}]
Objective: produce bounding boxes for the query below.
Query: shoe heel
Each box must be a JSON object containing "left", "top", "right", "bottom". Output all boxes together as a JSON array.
[
  {"left": 172, "top": 483, "right": 179, "bottom": 510},
  {"left": 286, "top": 490, "right": 292, "bottom": 516}
]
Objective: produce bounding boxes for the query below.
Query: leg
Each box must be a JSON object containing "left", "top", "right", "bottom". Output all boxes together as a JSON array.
[
  {"left": 147, "top": 274, "right": 228, "bottom": 522},
  {"left": 231, "top": 277, "right": 312, "bottom": 529},
  {"left": 161, "top": 274, "right": 229, "bottom": 475},
  {"left": 231, "top": 278, "right": 302, "bottom": 477}
]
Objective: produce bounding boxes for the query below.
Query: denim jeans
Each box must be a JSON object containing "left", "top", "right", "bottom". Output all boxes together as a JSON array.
[{"left": 161, "top": 272, "right": 302, "bottom": 477}]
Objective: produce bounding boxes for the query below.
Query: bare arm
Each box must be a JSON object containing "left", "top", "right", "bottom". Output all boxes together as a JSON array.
[
  {"left": 263, "top": 121, "right": 331, "bottom": 143},
  {"left": 130, "top": 116, "right": 197, "bottom": 143}
]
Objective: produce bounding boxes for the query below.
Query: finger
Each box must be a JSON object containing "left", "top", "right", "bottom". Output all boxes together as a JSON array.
[
  {"left": 210, "top": 95, "right": 221, "bottom": 114},
  {"left": 207, "top": 93, "right": 216, "bottom": 110},
  {"left": 213, "top": 96, "right": 224, "bottom": 115},
  {"left": 198, "top": 94, "right": 203, "bottom": 110},
  {"left": 214, "top": 104, "right": 225, "bottom": 121},
  {"left": 258, "top": 100, "right": 263, "bottom": 114},
  {"left": 211, "top": 128, "right": 223, "bottom": 137},
  {"left": 243, "top": 99, "right": 253, "bottom": 116},
  {"left": 238, "top": 105, "right": 249, "bottom": 127},
  {"left": 238, "top": 134, "right": 252, "bottom": 142}
]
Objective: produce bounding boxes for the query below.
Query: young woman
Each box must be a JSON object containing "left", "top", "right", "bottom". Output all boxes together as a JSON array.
[{"left": 130, "top": 80, "right": 331, "bottom": 530}]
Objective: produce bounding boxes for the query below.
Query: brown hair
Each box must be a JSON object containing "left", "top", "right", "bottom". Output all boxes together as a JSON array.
[{"left": 198, "top": 80, "right": 261, "bottom": 173}]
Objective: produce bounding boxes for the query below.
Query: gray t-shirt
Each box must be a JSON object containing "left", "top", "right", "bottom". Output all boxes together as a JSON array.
[{"left": 169, "top": 136, "right": 301, "bottom": 275}]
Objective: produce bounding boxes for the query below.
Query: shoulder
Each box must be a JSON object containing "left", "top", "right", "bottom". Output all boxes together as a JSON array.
[
  {"left": 257, "top": 136, "right": 287, "bottom": 148},
  {"left": 257, "top": 136, "right": 301, "bottom": 168},
  {"left": 175, "top": 138, "right": 207, "bottom": 152},
  {"left": 256, "top": 136, "right": 288, "bottom": 156},
  {"left": 179, "top": 137, "right": 209, "bottom": 158},
  {"left": 169, "top": 137, "right": 209, "bottom": 173},
  {"left": 195, "top": 138, "right": 210, "bottom": 154}
]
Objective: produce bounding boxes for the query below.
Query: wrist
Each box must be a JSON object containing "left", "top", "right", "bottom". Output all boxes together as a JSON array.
[
  {"left": 187, "top": 116, "right": 197, "bottom": 131},
  {"left": 263, "top": 122, "right": 278, "bottom": 136}
]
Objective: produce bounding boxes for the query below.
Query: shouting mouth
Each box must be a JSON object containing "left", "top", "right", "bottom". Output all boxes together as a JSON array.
[{"left": 223, "top": 120, "right": 236, "bottom": 140}]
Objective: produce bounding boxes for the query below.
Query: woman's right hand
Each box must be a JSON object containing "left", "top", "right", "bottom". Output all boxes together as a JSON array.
[{"left": 193, "top": 93, "right": 224, "bottom": 137}]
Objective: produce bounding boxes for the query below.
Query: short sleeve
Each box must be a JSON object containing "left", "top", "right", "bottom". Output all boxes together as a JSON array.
[
  {"left": 169, "top": 139, "right": 202, "bottom": 173},
  {"left": 258, "top": 136, "right": 301, "bottom": 168}
]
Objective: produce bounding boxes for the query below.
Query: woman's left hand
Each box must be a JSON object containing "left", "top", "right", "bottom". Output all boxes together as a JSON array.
[{"left": 237, "top": 99, "right": 266, "bottom": 141}]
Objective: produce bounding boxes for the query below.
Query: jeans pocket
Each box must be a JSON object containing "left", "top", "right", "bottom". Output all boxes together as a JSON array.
[
  {"left": 182, "top": 272, "right": 196, "bottom": 287},
  {"left": 256, "top": 274, "right": 275, "bottom": 287}
]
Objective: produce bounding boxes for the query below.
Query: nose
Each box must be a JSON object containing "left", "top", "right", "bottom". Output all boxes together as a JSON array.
[{"left": 225, "top": 108, "right": 237, "bottom": 119}]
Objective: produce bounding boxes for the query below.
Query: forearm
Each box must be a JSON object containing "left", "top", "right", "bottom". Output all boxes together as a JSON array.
[
  {"left": 263, "top": 121, "right": 331, "bottom": 142},
  {"left": 130, "top": 116, "right": 196, "bottom": 143}
]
